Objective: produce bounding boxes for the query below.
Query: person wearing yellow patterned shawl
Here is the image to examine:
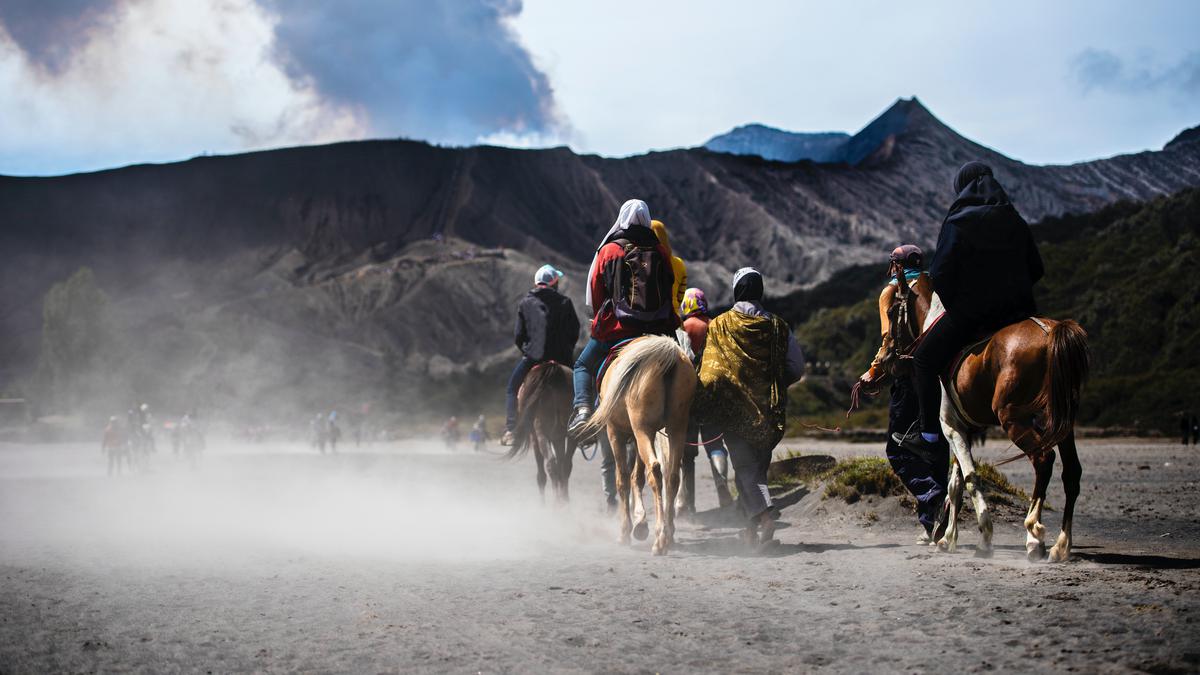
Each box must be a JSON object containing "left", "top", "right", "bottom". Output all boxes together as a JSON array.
[{"left": 696, "top": 267, "right": 805, "bottom": 549}]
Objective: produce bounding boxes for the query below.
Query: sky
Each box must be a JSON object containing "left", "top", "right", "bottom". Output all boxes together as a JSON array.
[{"left": 0, "top": 0, "right": 1197, "bottom": 176}]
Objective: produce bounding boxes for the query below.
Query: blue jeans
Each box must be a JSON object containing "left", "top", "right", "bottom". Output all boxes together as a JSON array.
[
  {"left": 572, "top": 337, "right": 618, "bottom": 409},
  {"left": 505, "top": 357, "right": 537, "bottom": 432}
]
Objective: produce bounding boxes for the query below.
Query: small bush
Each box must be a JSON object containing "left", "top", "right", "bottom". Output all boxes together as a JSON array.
[{"left": 820, "top": 457, "right": 904, "bottom": 503}]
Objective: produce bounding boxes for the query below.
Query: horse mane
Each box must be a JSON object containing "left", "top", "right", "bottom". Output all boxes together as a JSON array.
[{"left": 506, "top": 363, "right": 571, "bottom": 460}]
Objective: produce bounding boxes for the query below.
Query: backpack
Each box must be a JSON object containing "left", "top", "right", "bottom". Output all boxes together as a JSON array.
[{"left": 608, "top": 238, "right": 673, "bottom": 327}]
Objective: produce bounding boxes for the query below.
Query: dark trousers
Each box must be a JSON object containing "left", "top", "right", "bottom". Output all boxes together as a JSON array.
[
  {"left": 725, "top": 432, "right": 774, "bottom": 522},
  {"left": 912, "top": 310, "right": 977, "bottom": 434},
  {"left": 886, "top": 377, "right": 950, "bottom": 531},
  {"left": 573, "top": 337, "right": 618, "bottom": 409},
  {"left": 505, "top": 356, "right": 537, "bottom": 432}
]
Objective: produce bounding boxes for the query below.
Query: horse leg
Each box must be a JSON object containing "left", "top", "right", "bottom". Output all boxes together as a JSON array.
[
  {"left": 631, "top": 427, "right": 668, "bottom": 555},
  {"left": 1022, "top": 449, "right": 1055, "bottom": 561},
  {"left": 609, "top": 428, "right": 633, "bottom": 545},
  {"left": 939, "top": 460, "right": 964, "bottom": 551},
  {"left": 630, "top": 449, "right": 649, "bottom": 541},
  {"left": 559, "top": 436, "right": 576, "bottom": 503},
  {"left": 1049, "top": 432, "right": 1081, "bottom": 563},
  {"left": 676, "top": 449, "right": 695, "bottom": 518},
  {"left": 658, "top": 415, "right": 687, "bottom": 555},
  {"left": 532, "top": 433, "right": 547, "bottom": 502}
]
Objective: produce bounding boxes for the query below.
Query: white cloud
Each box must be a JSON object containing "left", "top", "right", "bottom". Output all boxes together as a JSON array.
[{"left": 0, "top": 0, "right": 364, "bottom": 175}]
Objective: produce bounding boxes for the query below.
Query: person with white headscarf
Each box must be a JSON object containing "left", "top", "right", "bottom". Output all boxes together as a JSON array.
[
  {"left": 694, "top": 267, "right": 805, "bottom": 549},
  {"left": 568, "top": 199, "right": 679, "bottom": 436}
]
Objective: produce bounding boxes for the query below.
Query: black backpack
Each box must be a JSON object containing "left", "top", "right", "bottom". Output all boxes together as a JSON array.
[{"left": 607, "top": 238, "right": 673, "bottom": 326}]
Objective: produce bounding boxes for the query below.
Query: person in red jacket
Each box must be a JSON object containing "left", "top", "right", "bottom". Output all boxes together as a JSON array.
[{"left": 568, "top": 198, "right": 678, "bottom": 436}]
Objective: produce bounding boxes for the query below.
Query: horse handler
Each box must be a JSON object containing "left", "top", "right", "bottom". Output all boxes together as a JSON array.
[
  {"left": 858, "top": 245, "right": 950, "bottom": 543},
  {"left": 695, "top": 268, "right": 805, "bottom": 548}
]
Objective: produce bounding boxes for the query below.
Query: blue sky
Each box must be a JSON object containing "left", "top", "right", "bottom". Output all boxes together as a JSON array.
[{"left": 1, "top": 0, "right": 1197, "bottom": 176}]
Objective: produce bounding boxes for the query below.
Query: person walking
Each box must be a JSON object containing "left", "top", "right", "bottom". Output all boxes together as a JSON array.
[{"left": 696, "top": 268, "right": 805, "bottom": 548}]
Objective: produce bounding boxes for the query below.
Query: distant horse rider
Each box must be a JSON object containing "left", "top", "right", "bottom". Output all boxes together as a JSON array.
[
  {"left": 568, "top": 199, "right": 679, "bottom": 436},
  {"left": 501, "top": 264, "right": 581, "bottom": 446},
  {"left": 859, "top": 245, "right": 950, "bottom": 542},
  {"left": 892, "top": 161, "right": 1045, "bottom": 456}
]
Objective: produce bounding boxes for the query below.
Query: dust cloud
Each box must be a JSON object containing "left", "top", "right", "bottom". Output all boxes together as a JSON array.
[{"left": 0, "top": 438, "right": 613, "bottom": 573}]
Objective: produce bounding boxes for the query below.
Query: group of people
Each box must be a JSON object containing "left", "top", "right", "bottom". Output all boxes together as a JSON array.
[
  {"left": 499, "top": 160, "right": 1045, "bottom": 545},
  {"left": 309, "top": 410, "right": 341, "bottom": 453}
]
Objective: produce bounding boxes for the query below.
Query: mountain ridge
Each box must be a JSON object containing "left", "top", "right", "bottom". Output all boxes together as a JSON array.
[{"left": 4, "top": 98, "right": 1200, "bottom": 419}]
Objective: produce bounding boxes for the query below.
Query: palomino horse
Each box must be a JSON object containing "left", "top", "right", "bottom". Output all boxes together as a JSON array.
[
  {"left": 923, "top": 294, "right": 1090, "bottom": 561},
  {"left": 506, "top": 362, "right": 577, "bottom": 502},
  {"left": 580, "top": 335, "right": 696, "bottom": 555}
]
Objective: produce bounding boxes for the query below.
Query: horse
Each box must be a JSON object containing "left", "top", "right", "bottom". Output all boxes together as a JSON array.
[
  {"left": 924, "top": 294, "right": 1090, "bottom": 561},
  {"left": 579, "top": 335, "right": 696, "bottom": 555},
  {"left": 506, "top": 362, "right": 577, "bottom": 502}
]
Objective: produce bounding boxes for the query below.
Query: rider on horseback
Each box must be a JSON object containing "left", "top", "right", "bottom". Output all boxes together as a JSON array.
[
  {"left": 892, "top": 161, "right": 1045, "bottom": 455},
  {"left": 502, "top": 264, "right": 580, "bottom": 446},
  {"left": 568, "top": 199, "right": 678, "bottom": 437}
]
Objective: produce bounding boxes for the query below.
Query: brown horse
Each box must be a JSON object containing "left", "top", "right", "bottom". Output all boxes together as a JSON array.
[
  {"left": 506, "top": 362, "right": 577, "bottom": 502},
  {"left": 580, "top": 335, "right": 696, "bottom": 555},
  {"left": 925, "top": 293, "right": 1090, "bottom": 561}
]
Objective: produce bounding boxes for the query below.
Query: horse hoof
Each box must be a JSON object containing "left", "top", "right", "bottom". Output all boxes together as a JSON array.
[
  {"left": 937, "top": 538, "right": 956, "bottom": 553},
  {"left": 1027, "top": 543, "right": 1047, "bottom": 562},
  {"left": 1048, "top": 547, "right": 1070, "bottom": 563},
  {"left": 973, "top": 546, "right": 994, "bottom": 559},
  {"left": 633, "top": 522, "right": 649, "bottom": 541},
  {"left": 651, "top": 541, "right": 667, "bottom": 556}
]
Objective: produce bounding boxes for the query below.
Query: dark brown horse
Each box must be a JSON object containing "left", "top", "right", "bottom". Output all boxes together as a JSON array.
[
  {"left": 858, "top": 273, "right": 1090, "bottom": 562},
  {"left": 506, "top": 362, "right": 577, "bottom": 502},
  {"left": 925, "top": 293, "right": 1090, "bottom": 561}
]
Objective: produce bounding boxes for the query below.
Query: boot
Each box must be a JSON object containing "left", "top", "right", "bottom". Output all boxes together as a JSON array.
[{"left": 567, "top": 406, "right": 592, "bottom": 439}]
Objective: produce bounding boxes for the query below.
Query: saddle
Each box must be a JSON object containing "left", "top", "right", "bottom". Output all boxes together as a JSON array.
[
  {"left": 939, "top": 316, "right": 1051, "bottom": 428},
  {"left": 594, "top": 338, "right": 636, "bottom": 403}
]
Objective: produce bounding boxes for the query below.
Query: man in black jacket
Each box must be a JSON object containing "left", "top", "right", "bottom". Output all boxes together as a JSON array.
[
  {"left": 893, "top": 161, "right": 1045, "bottom": 455},
  {"left": 501, "top": 264, "right": 581, "bottom": 446}
]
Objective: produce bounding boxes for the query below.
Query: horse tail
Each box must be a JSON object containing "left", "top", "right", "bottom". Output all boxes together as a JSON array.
[
  {"left": 506, "top": 364, "right": 570, "bottom": 460},
  {"left": 1035, "top": 319, "right": 1091, "bottom": 449},
  {"left": 578, "top": 336, "right": 683, "bottom": 441}
]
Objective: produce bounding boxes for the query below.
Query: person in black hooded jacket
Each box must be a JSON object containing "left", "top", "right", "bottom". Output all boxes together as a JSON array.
[
  {"left": 501, "top": 264, "right": 581, "bottom": 445},
  {"left": 893, "top": 161, "right": 1044, "bottom": 455}
]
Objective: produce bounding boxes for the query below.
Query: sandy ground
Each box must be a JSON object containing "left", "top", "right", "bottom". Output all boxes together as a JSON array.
[{"left": 1, "top": 436, "right": 1198, "bottom": 673}]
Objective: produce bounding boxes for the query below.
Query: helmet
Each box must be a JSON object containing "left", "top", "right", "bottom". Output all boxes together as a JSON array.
[
  {"left": 889, "top": 244, "right": 924, "bottom": 270},
  {"left": 534, "top": 264, "right": 563, "bottom": 287}
]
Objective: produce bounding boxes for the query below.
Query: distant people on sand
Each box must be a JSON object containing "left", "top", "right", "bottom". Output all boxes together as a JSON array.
[
  {"left": 442, "top": 416, "right": 460, "bottom": 450},
  {"left": 502, "top": 264, "right": 580, "bottom": 446},
  {"left": 327, "top": 411, "right": 341, "bottom": 453},
  {"left": 101, "top": 416, "right": 128, "bottom": 476},
  {"left": 470, "top": 415, "right": 489, "bottom": 452},
  {"left": 858, "top": 244, "right": 950, "bottom": 542}
]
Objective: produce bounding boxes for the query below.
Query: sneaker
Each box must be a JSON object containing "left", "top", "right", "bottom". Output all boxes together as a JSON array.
[
  {"left": 567, "top": 406, "right": 593, "bottom": 439},
  {"left": 890, "top": 430, "right": 940, "bottom": 464},
  {"left": 499, "top": 430, "right": 514, "bottom": 446}
]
